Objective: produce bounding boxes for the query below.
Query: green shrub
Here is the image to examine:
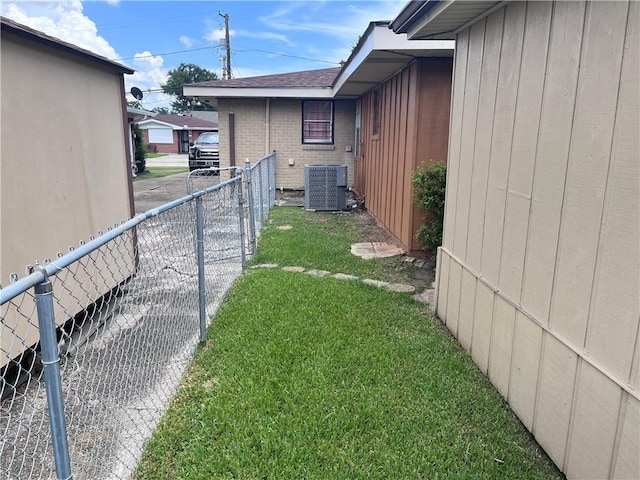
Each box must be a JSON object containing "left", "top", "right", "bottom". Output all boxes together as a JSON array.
[
  {"left": 133, "top": 124, "right": 146, "bottom": 174},
  {"left": 412, "top": 162, "right": 447, "bottom": 253}
]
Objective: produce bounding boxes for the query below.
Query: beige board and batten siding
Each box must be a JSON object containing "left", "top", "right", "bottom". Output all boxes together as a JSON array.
[
  {"left": 217, "top": 98, "right": 356, "bottom": 189},
  {"left": 1, "top": 25, "right": 136, "bottom": 369},
  {"left": 436, "top": 2, "right": 639, "bottom": 479}
]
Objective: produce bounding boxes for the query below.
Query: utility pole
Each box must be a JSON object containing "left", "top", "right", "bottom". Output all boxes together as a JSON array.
[{"left": 219, "top": 12, "right": 232, "bottom": 79}]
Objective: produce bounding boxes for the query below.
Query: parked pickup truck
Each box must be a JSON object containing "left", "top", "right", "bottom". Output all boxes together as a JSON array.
[{"left": 188, "top": 132, "right": 219, "bottom": 172}]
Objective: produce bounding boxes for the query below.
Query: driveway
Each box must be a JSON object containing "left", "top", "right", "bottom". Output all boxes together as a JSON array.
[
  {"left": 145, "top": 153, "right": 188, "bottom": 168},
  {"left": 133, "top": 173, "right": 190, "bottom": 213}
]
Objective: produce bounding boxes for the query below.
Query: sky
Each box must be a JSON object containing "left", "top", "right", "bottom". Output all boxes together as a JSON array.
[{"left": 1, "top": 0, "right": 408, "bottom": 110}]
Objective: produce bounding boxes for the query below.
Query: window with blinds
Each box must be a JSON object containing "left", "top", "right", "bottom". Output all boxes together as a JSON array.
[{"left": 302, "top": 100, "right": 334, "bottom": 144}]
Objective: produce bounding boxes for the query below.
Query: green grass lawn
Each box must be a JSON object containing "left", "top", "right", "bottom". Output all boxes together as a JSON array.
[
  {"left": 134, "top": 167, "right": 188, "bottom": 181},
  {"left": 135, "top": 206, "right": 563, "bottom": 480},
  {"left": 251, "top": 207, "right": 433, "bottom": 290},
  {"left": 145, "top": 152, "right": 169, "bottom": 159}
]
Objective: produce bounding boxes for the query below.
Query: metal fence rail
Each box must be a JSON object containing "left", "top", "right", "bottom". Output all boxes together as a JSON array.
[
  {"left": 1, "top": 156, "right": 276, "bottom": 479},
  {"left": 245, "top": 153, "right": 276, "bottom": 253}
]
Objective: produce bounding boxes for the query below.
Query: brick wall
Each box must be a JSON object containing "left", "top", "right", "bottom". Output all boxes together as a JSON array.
[{"left": 218, "top": 98, "right": 356, "bottom": 188}]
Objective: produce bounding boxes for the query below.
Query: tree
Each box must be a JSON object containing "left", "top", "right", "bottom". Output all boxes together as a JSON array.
[
  {"left": 127, "top": 100, "right": 142, "bottom": 109},
  {"left": 152, "top": 107, "right": 170, "bottom": 114},
  {"left": 161, "top": 63, "right": 218, "bottom": 113}
]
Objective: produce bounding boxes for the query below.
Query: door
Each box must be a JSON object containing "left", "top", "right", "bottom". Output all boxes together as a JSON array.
[{"left": 179, "top": 130, "right": 190, "bottom": 153}]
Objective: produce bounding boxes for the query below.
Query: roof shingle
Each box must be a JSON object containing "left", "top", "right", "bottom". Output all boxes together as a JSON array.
[
  {"left": 190, "top": 67, "right": 341, "bottom": 89},
  {"left": 153, "top": 114, "right": 218, "bottom": 128}
]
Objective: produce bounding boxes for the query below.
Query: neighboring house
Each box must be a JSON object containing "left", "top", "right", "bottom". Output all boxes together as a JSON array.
[
  {"left": 1, "top": 17, "right": 137, "bottom": 369},
  {"left": 185, "top": 67, "right": 355, "bottom": 188},
  {"left": 136, "top": 114, "right": 218, "bottom": 154},
  {"left": 392, "top": 1, "right": 639, "bottom": 479},
  {"left": 184, "top": 22, "right": 454, "bottom": 254}
]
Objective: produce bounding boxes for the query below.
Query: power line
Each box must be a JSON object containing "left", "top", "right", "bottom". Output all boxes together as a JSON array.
[
  {"left": 232, "top": 48, "right": 341, "bottom": 65},
  {"left": 114, "top": 45, "right": 340, "bottom": 67},
  {"left": 112, "top": 45, "right": 216, "bottom": 62}
]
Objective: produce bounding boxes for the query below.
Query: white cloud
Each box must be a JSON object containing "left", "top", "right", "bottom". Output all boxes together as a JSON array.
[
  {"left": 0, "top": 1, "right": 174, "bottom": 110},
  {"left": 179, "top": 35, "right": 193, "bottom": 48},
  {"left": 0, "top": 1, "right": 118, "bottom": 60},
  {"left": 236, "top": 30, "right": 293, "bottom": 47},
  {"left": 128, "top": 52, "right": 170, "bottom": 107},
  {"left": 204, "top": 27, "right": 232, "bottom": 43},
  {"left": 259, "top": 0, "right": 407, "bottom": 40}
]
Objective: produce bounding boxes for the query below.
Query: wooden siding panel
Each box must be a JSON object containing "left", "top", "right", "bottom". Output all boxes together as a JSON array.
[
  {"left": 436, "top": 250, "right": 450, "bottom": 322},
  {"left": 389, "top": 75, "right": 402, "bottom": 245},
  {"left": 457, "top": 268, "right": 476, "bottom": 352},
  {"left": 520, "top": 1, "right": 585, "bottom": 324},
  {"left": 471, "top": 281, "right": 494, "bottom": 374},
  {"left": 382, "top": 77, "right": 394, "bottom": 236},
  {"left": 404, "top": 65, "right": 420, "bottom": 251},
  {"left": 566, "top": 362, "right": 622, "bottom": 479},
  {"left": 549, "top": 1, "right": 629, "bottom": 347},
  {"left": 585, "top": 0, "right": 639, "bottom": 383},
  {"left": 452, "top": 21, "right": 485, "bottom": 260},
  {"left": 613, "top": 395, "right": 640, "bottom": 480},
  {"left": 488, "top": 295, "right": 516, "bottom": 399},
  {"left": 466, "top": 9, "right": 504, "bottom": 273},
  {"left": 413, "top": 60, "right": 453, "bottom": 251},
  {"left": 498, "top": 1, "right": 552, "bottom": 301},
  {"left": 442, "top": 30, "right": 468, "bottom": 251},
  {"left": 480, "top": 2, "right": 526, "bottom": 286},
  {"left": 508, "top": 312, "right": 543, "bottom": 431},
  {"left": 359, "top": 60, "right": 451, "bottom": 253},
  {"left": 533, "top": 334, "right": 578, "bottom": 471},
  {"left": 446, "top": 260, "right": 463, "bottom": 336}
]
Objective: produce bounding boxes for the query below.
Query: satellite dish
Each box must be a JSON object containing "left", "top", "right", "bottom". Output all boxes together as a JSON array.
[{"left": 130, "top": 87, "right": 143, "bottom": 101}]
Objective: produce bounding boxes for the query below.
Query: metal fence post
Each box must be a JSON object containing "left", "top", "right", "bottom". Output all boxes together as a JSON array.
[
  {"left": 271, "top": 154, "right": 277, "bottom": 206},
  {"left": 258, "top": 163, "right": 264, "bottom": 225},
  {"left": 245, "top": 159, "right": 257, "bottom": 255},
  {"left": 196, "top": 195, "right": 206, "bottom": 344},
  {"left": 34, "top": 269, "right": 72, "bottom": 480},
  {"left": 236, "top": 176, "right": 247, "bottom": 268}
]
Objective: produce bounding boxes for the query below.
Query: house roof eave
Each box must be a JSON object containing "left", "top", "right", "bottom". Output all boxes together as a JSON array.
[
  {"left": 135, "top": 119, "right": 181, "bottom": 129},
  {"left": 1, "top": 16, "right": 134, "bottom": 74},
  {"left": 183, "top": 85, "right": 335, "bottom": 100},
  {"left": 135, "top": 118, "right": 218, "bottom": 131},
  {"left": 391, "top": 0, "right": 506, "bottom": 40},
  {"left": 332, "top": 21, "right": 454, "bottom": 97},
  {"left": 127, "top": 107, "right": 156, "bottom": 122}
]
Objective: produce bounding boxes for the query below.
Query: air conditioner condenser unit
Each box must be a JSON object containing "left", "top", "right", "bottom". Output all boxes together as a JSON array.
[{"left": 304, "top": 165, "right": 347, "bottom": 211}]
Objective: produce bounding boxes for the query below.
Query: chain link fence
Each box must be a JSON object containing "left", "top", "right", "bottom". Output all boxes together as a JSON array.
[{"left": 1, "top": 153, "right": 276, "bottom": 479}]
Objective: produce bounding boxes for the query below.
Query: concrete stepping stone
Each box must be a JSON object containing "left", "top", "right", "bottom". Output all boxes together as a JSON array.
[
  {"left": 351, "top": 242, "right": 404, "bottom": 260},
  {"left": 362, "top": 279, "right": 389, "bottom": 288},
  {"left": 333, "top": 273, "right": 359, "bottom": 281},
  {"left": 282, "top": 266, "right": 305, "bottom": 272},
  {"left": 305, "top": 269, "right": 331, "bottom": 277},
  {"left": 251, "top": 263, "right": 278, "bottom": 269},
  {"left": 386, "top": 283, "right": 416, "bottom": 294}
]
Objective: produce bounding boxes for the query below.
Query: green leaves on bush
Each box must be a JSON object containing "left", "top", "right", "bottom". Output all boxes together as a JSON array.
[
  {"left": 133, "top": 123, "right": 146, "bottom": 174},
  {"left": 412, "top": 162, "right": 447, "bottom": 253}
]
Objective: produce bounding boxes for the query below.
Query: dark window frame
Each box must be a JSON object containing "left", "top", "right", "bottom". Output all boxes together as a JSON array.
[{"left": 302, "top": 100, "right": 334, "bottom": 145}]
